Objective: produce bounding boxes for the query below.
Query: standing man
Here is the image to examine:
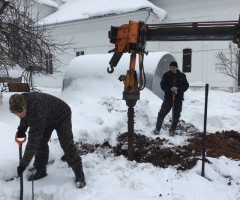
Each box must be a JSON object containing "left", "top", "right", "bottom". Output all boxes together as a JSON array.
[
  {"left": 154, "top": 61, "right": 189, "bottom": 136},
  {"left": 9, "top": 92, "right": 86, "bottom": 188}
]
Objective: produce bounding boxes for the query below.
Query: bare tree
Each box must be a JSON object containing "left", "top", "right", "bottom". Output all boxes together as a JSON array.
[
  {"left": 214, "top": 46, "right": 240, "bottom": 82},
  {"left": 0, "top": 0, "right": 71, "bottom": 77}
]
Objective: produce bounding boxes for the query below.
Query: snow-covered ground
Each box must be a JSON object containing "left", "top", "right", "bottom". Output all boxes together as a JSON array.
[{"left": 0, "top": 59, "right": 240, "bottom": 199}]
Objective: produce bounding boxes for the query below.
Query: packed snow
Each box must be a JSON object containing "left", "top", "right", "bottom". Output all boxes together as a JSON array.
[{"left": 0, "top": 54, "right": 240, "bottom": 199}]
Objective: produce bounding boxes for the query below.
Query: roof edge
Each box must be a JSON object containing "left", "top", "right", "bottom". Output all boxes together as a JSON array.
[{"left": 40, "top": 7, "right": 159, "bottom": 26}]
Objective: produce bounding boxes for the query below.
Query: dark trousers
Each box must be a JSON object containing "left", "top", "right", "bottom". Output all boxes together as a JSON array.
[
  {"left": 34, "top": 114, "right": 82, "bottom": 173},
  {"left": 156, "top": 99, "right": 182, "bottom": 130}
]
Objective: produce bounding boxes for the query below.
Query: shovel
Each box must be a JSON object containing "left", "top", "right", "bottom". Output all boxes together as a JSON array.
[
  {"left": 15, "top": 134, "right": 26, "bottom": 200},
  {"left": 170, "top": 92, "right": 176, "bottom": 136}
]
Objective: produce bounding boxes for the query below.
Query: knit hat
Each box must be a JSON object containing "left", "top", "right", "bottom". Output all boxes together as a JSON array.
[
  {"left": 9, "top": 94, "right": 27, "bottom": 114},
  {"left": 169, "top": 61, "right": 178, "bottom": 68}
]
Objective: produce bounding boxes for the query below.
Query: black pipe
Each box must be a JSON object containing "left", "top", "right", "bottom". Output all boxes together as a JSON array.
[
  {"left": 19, "top": 146, "right": 23, "bottom": 200},
  {"left": 170, "top": 92, "right": 175, "bottom": 136},
  {"left": 127, "top": 107, "right": 134, "bottom": 161},
  {"left": 201, "top": 84, "right": 209, "bottom": 177}
]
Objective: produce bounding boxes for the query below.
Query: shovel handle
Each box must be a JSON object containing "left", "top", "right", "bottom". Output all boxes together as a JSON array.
[
  {"left": 172, "top": 92, "right": 176, "bottom": 101},
  {"left": 15, "top": 134, "right": 26, "bottom": 148}
]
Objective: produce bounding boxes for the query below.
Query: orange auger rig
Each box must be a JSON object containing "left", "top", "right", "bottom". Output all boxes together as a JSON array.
[{"left": 107, "top": 17, "right": 240, "bottom": 160}]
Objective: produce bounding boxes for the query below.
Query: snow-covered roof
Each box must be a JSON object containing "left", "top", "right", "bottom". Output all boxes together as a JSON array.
[
  {"left": 41, "top": 0, "right": 167, "bottom": 24},
  {"left": 33, "top": 0, "right": 59, "bottom": 8}
]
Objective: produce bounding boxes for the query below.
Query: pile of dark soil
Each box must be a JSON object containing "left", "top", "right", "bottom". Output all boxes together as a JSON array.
[
  {"left": 113, "top": 130, "right": 240, "bottom": 170},
  {"left": 75, "top": 120, "right": 240, "bottom": 170}
]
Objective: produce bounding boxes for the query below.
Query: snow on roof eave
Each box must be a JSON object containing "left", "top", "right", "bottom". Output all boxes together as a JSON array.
[
  {"left": 40, "top": 8, "right": 160, "bottom": 26},
  {"left": 33, "top": 0, "right": 59, "bottom": 9}
]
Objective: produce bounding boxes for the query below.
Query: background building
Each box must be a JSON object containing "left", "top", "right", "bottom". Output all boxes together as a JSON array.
[{"left": 29, "top": 0, "right": 240, "bottom": 92}]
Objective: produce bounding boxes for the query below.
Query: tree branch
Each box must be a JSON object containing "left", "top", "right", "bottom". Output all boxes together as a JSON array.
[{"left": 214, "top": 49, "right": 240, "bottom": 82}]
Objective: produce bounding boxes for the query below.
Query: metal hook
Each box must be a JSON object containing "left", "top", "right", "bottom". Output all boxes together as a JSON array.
[{"left": 107, "top": 65, "right": 114, "bottom": 74}]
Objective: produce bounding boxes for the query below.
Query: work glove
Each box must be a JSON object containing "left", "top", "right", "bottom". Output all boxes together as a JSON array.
[
  {"left": 171, "top": 87, "right": 178, "bottom": 92},
  {"left": 171, "top": 87, "right": 178, "bottom": 94},
  {"left": 17, "top": 165, "right": 26, "bottom": 177},
  {"left": 17, "top": 130, "right": 26, "bottom": 138}
]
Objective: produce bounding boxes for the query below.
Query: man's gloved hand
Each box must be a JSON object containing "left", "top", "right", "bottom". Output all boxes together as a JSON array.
[
  {"left": 17, "top": 130, "right": 26, "bottom": 138},
  {"left": 171, "top": 87, "right": 177, "bottom": 92},
  {"left": 17, "top": 165, "right": 26, "bottom": 177},
  {"left": 171, "top": 87, "right": 178, "bottom": 94},
  {"left": 171, "top": 87, "right": 178, "bottom": 92}
]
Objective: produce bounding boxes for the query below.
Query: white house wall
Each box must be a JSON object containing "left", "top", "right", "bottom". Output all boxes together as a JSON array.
[
  {"left": 32, "top": 11, "right": 161, "bottom": 87},
  {"left": 148, "top": 0, "right": 240, "bottom": 92}
]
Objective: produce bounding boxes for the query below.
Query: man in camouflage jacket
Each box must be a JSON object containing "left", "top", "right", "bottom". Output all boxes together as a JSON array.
[
  {"left": 154, "top": 61, "right": 189, "bottom": 136},
  {"left": 9, "top": 92, "right": 86, "bottom": 188}
]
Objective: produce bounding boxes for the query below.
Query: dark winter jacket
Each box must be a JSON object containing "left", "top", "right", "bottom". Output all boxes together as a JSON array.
[
  {"left": 160, "top": 69, "right": 189, "bottom": 101},
  {"left": 17, "top": 92, "right": 71, "bottom": 167}
]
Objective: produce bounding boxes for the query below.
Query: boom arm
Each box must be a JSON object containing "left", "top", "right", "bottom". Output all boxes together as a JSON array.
[{"left": 146, "top": 21, "right": 240, "bottom": 42}]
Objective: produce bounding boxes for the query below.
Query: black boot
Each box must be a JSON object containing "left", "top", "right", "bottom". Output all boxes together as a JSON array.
[
  {"left": 74, "top": 169, "right": 86, "bottom": 188},
  {"left": 154, "top": 118, "right": 164, "bottom": 135},
  {"left": 28, "top": 166, "right": 47, "bottom": 181},
  {"left": 154, "top": 128, "right": 160, "bottom": 135},
  {"left": 169, "top": 129, "right": 176, "bottom": 136},
  {"left": 169, "top": 119, "right": 179, "bottom": 136}
]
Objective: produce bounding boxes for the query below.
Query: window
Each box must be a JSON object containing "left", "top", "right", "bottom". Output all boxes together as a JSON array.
[
  {"left": 182, "top": 49, "right": 192, "bottom": 73},
  {"left": 76, "top": 51, "right": 84, "bottom": 57},
  {"left": 45, "top": 54, "right": 53, "bottom": 74}
]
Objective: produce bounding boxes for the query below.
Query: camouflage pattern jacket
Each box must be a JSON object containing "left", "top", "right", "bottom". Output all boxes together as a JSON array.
[{"left": 18, "top": 92, "right": 71, "bottom": 167}]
